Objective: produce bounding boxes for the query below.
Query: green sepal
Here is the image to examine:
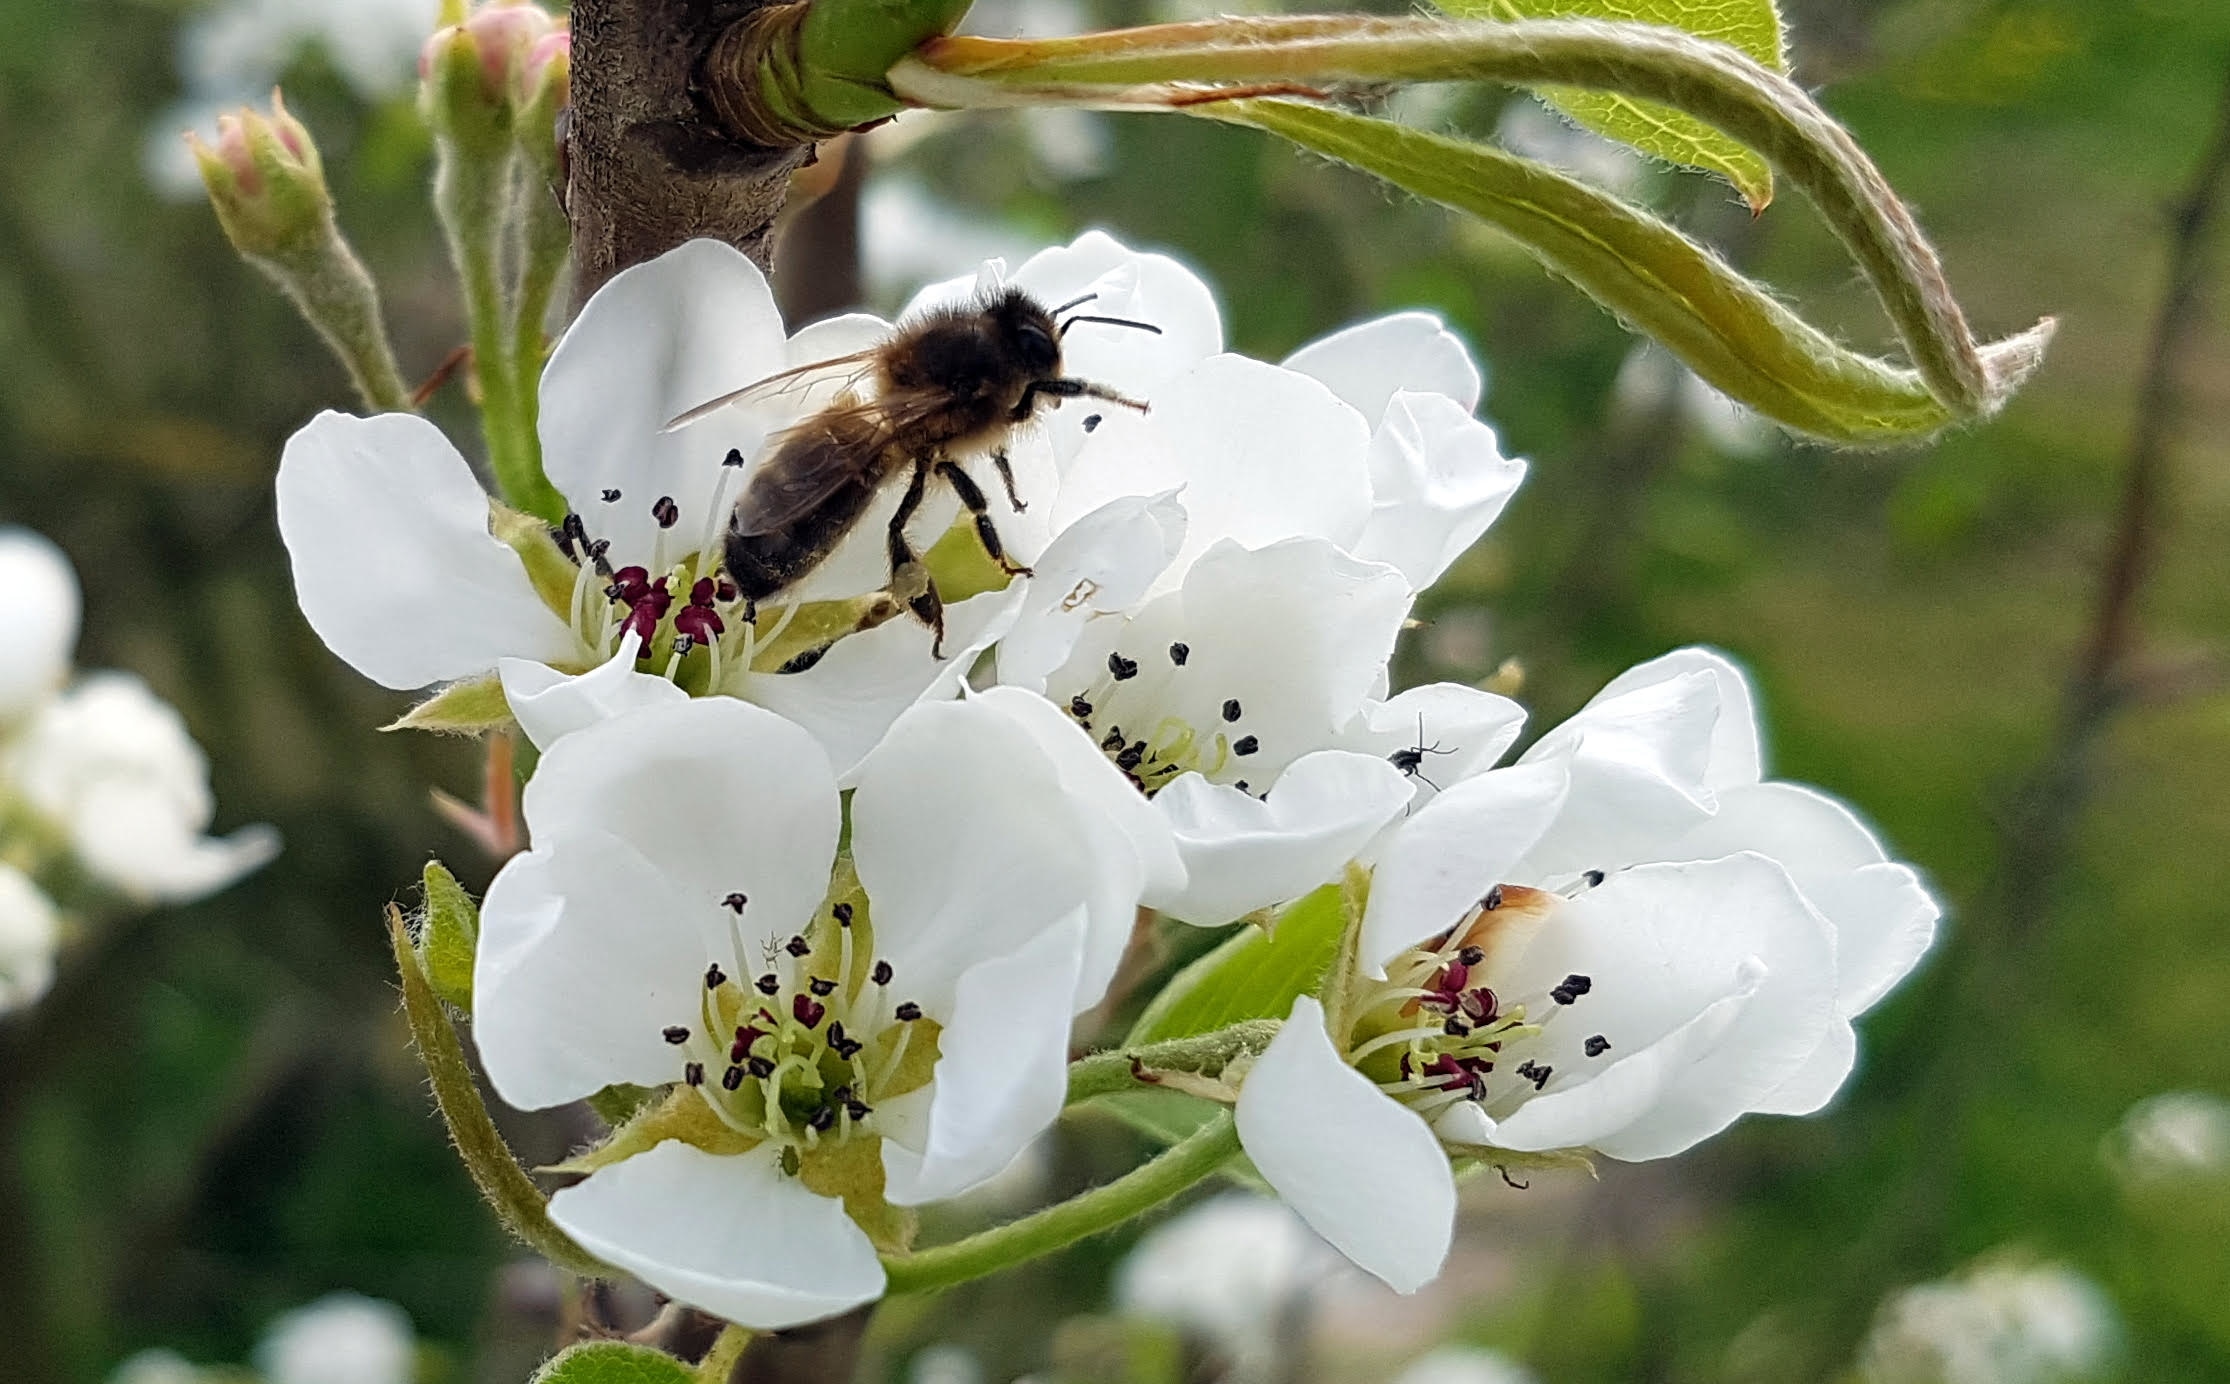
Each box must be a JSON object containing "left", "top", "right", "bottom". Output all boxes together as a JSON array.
[
  {"left": 419, "top": 859, "right": 480, "bottom": 1012},
  {"left": 1127, "top": 884, "right": 1347, "bottom": 1046},
  {"left": 1464, "top": 0, "right": 1784, "bottom": 209},
  {"left": 800, "top": 1129, "right": 918, "bottom": 1255},
  {"left": 530, "top": 1342, "right": 695, "bottom": 1384},
  {"left": 386, "top": 674, "right": 517, "bottom": 736},
  {"left": 549, "top": 1086, "right": 759, "bottom": 1176},
  {"left": 493, "top": 500, "right": 582, "bottom": 614}
]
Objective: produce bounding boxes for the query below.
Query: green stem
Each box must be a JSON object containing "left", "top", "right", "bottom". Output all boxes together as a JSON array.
[
  {"left": 880, "top": 1113, "right": 1240, "bottom": 1295},
  {"left": 696, "top": 1323, "right": 755, "bottom": 1382},
  {"left": 510, "top": 165, "right": 569, "bottom": 470},
  {"left": 386, "top": 908, "right": 608, "bottom": 1278},
  {"left": 890, "top": 16, "right": 2055, "bottom": 421},
  {"left": 1064, "top": 1021, "right": 1281, "bottom": 1103},
  {"left": 262, "top": 235, "right": 413, "bottom": 413}
]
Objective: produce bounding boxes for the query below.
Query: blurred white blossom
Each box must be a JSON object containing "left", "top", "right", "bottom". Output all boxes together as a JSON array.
[
  {"left": 106, "top": 1350, "right": 206, "bottom": 1384},
  {"left": 908, "top": 1344, "right": 987, "bottom": 1384},
  {"left": 1496, "top": 98, "right": 1647, "bottom": 197},
  {"left": 2106, "top": 1090, "right": 2230, "bottom": 1185},
  {"left": 862, "top": 179, "right": 1040, "bottom": 307},
  {"left": 0, "top": 862, "right": 61, "bottom": 1016},
  {"left": 1859, "top": 1259, "right": 2119, "bottom": 1384},
  {"left": 1393, "top": 1345, "right": 1542, "bottom": 1384},
  {"left": 1612, "top": 343, "right": 1775, "bottom": 457},
  {"left": 1116, "top": 1193, "right": 1337, "bottom": 1379},
  {"left": 256, "top": 1293, "right": 417, "bottom": 1384}
]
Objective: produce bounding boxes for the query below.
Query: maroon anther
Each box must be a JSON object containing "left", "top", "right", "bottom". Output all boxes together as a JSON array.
[
  {"left": 792, "top": 993, "right": 826, "bottom": 1029},
  {"left": 675, "top": 591, "right": 724, "bottom": 642},
  {"left": 1459, "top": 987, "right": 1500, "bottom": 1025},
  {"left": 621, "top": 577, "right": 674, "bottom": 646},
  {"left": 607, "top": 565, "right": 652, "bottom": 605}
]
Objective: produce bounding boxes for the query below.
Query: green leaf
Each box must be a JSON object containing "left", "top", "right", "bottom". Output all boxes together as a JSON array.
[
  {"left": 530, "top": 1342, "right": 695, "bottom": 1384},
  {"left": 419, "top": 859, "right": 479, "bottom": 1012},
  {"left": 1128, "top": 885, "right": 1347, "bottom": 1046},
  {"left": 1211, "top": 99, "right": 1977, "bottom": 445},
  {"left": 1461, "top": 0, "right": 1784, "bottom": 208},
  {"left": 385, "top": 673, "right": 515, "bottom": 735}
]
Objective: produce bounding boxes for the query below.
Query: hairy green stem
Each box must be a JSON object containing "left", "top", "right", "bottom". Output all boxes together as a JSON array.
[
  {"left": 387, "top": 909, "right": 608, "bottom": 1277},
  {"left": 697, "top": 1323, "right": 755, "bottom": 1381},
  {"left": 890, "top": 16, "right": 2054, "bottom": 421},
  {"left": 881, "top": 1113, "right": 1240, "bottom": 1296},
  {"left": 1065, "top": 1020, "right": 1282, "bottom": 1103},
  {"left": 258, "top": 236, "right": 413, "bottom": 413}
]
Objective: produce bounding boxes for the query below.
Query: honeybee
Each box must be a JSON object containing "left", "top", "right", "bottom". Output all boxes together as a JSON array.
[{"left": 668, "top": 288, "right": 1161, "bottom": 654}]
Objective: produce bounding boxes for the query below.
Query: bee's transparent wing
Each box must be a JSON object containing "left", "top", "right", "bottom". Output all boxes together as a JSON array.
[
  {"left": 731, "top": 393, "right": 953, "bottom": 537},
  {"left": 661, "top": 350, "right": 880, "bottom": 432}
]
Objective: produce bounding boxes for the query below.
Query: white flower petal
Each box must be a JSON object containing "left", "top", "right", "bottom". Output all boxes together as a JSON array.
[
  {"left": 1281, "top": 311, "right": 1484, "bottom": 417},
  {"left": 1497, "top": 857, "right": 1839, "bottom": 1160},
  {"left": 1352, "top": 393, "right": 1526, "bottom": 590},
  {"left": 882, "top": 910, "right": 1087, "bottom": 1205},
  {"left": 1515, "top": 668, "right": 1724, "bottom": 879},
  {"left": 541, "top": 239, "right": 790, "bottom": 568},
  {"left": 499, "top": 635, "right": 688, "bottom": 751},
  {"left": 549, "top": 1141, "right": 885, "bottom": 1331},
  {"left": 1359, "top": 759, "right": 1572, "bottom": 974},
  {"left": 276, "top": 412, "right": 576, "bottom": 689},
  {"left": 1336, "top": 682, "right": 1527, "bottom": 807},
  {"left": 851, "top": 699, "right": 1123, "bottom": 1019},
  {"left": 996, "top": 491, "right": 1187, "bottom": 694},
  {"left": 0, "top": 527, "right": 80, "bottom": 719},
  {"left": 739, "top": 588, "right": 1023, "bottom": 784},
  {"left": 1585, "top": 646, "right": 1761, "bottom": 791},
  {"left": 1053, "top": 358, "right": 1374, "bottom": 592},
  {"left": 474, "top": 831, "right": 713, "bottom": 1108},
  {"left": 1153, "top": 751, "right": 1413, "bottom": 927},
  {"left": 1236, "top": 997, "right": 1454, "bottom": 1294},
  {"left": 519, "top": 698, "right": 840, "bottom": 956},
  {"left": 0, "top": 862, "right": 60, "bottom": 1015},
  {"left": 69, "top": 780, "right": 280, "bottom": 905}
]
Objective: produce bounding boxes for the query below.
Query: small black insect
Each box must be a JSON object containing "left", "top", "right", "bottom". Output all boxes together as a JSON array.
[{"left": 1388, "top": 714, "right": 1456, "bottom": 790}]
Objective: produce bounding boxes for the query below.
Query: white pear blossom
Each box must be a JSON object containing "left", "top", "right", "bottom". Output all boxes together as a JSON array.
[
  {"left": 1234, "top": 647, "right": 1938, "bottom": 1292},
  {"left": 1393, "top": 1346, "right": 1542, "bottom": 1384},
  {"left": 1858, "top": 1258, "right": 2119, "bottom": 1384},
  {"left": 0, "top": 527, "right": 276, "bottom": 909},
  {"left": 2105, "top": 1090, "right": 2230, "bottom": 1185},
  {"left": 0, "top": 862, "right": 61, "bottom": 1016},
  {"left": 473, "top": 691, "right": 1177, "bottom": 1328},
  {"left": 255, "top": 1293, "right": 417, "bottom": 1384},
  {"left": 106, "top": 1351, "right": 205, "bottom": 1384},
  {"left": 1115, "top": 1193, "right": 1338, "bottom": 1381}
]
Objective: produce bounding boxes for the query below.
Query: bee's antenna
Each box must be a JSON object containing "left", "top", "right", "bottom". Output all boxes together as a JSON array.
[
  {"left": 1059, "top": 315, "right": 1164, "bottom": 338},
  {"left": 1051, "top": 292, "right": 1099, "bottom": 314}
]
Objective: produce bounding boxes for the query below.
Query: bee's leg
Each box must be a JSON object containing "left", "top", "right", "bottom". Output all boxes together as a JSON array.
[
  {"left": 990, "top": 448, "right": 1027, "bottom": 513},
  {"left": 888, "top": 456, "right": 950, "bottom": 657},
  {"left": 938, "top": 460, "right": 1033, "bottom": 578}
]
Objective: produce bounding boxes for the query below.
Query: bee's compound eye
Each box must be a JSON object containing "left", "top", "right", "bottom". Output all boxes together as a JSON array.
[{"left": 1015, "top": 320, "right": 1059, "bottom": 373}]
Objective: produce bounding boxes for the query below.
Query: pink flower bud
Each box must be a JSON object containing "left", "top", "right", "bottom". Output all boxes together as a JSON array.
[{"left": 186, "top": 91, "right": 331, "bottom": 256}]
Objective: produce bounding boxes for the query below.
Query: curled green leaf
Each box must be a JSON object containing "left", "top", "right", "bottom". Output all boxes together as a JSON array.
[{"left": 530, "top": 1342, "right": 696, "bottom": 1384}]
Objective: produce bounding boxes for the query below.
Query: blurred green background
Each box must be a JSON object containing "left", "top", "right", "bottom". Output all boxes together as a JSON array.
[{"left": 2, "top": 0, "right": 2228, "bottom": 1379}]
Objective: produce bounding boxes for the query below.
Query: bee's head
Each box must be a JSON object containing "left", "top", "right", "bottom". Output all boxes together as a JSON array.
[{"left": 987, "top": 289, "right": 1063, "bottom": 379}]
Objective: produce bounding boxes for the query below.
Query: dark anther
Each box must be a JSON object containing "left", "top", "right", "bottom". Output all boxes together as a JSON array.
[
  {"left": 671, "top": 634, "right": 696, "bottom": 656},
  {"left": 1115, "top": 741, "right": 1146, "bottom": 771},
  {"left": 808, "top": 976, "right": 836, "bottom": 998},
  {"left": 723, "top": 892, "right": 749, "bottom": 913},
  {"left": 1459, "top": 988, "right": 1500, "bottom": 1024},
  {"left": 652, "top": 495, "right": 681, "bottom": 528},
  {"left": 1515, "top": 1059, "right": 1552, "bottom": 1091},
  {"left": 1232, "top": 735, "right": 1260, "bottom": 757},
  {"left": 1482, "top": 884, "right": 1505, "bottom": 911},
  {"left": 1169, "top": 642, "right": 1190, "bottom": 666},
  {"left": 1083, "top": 413, "right": 1104, "bottom": 433},
  {"left": 729, "top": 1037, "right": 749, "bottom": 1063},
  {"left": 684, "top": 1062, "right": 706, "bottom": 1086},
  {"left": 832, "top": 902, "right": 854, "bottom": 926},
  {"left": 895, "top": 1000, "right": 923, "bottom": 1022},
  {"left": 1458, "top": 945, "right": 1486, "bottom": 966},
  {"left": 829, "top": 1024, "right": 863, "bottom": 1060},
  {"left": 717, "top": 579, "right": 739, "bottom": 602},
  {"left": 662, "top": 1026, "right": 690, "bottom": 1045},
  {"left": 755, "top": 973, "right": 782, "bottom": 996},
  {"left": 785, "top": 935, "right": 812, "bottom": 958},
  {"left": 1549, "top": 973, "right": 1593, "bottom": 1006},
  {"left": 777, "top": 644, "right": 829, "bottom": 674},
  {"left": 1444, "top": 1017, "right": 1472, "bottom": 1037},
  {"left": 1584, "top": 1034, "right": 1611, "bottom": 1057},
  {"left": 1497, "top": 1166, "right": 1530, "bottom": 1190},
  {"left": 792, "top": 994, "right": 827, "bottom": 1028},
  {"left": 1221, "top": 698, "right": 1242, "bottom": 722},
  {"left": 807, "top": 1105, "right": 838, "bottom": 1132},
  {"left": 1101, "top": 727, "right": 1126, "bottom": 752},
  {"left": 705, "top": 963, "right": 727, "bottom": 989},
  {"left": 871, "top": 959, "right": 894, "bottom": 987},
  {"left": 1233, "top": 780, "right": 1250, "bottom": 793},
  {"left": 1583, "top": 869, "right": 1606, "bottom": 888},
  {"left": 1069, "top": 694, "right": 1093, "bottom": 719},
  {"left": 721, "top": 1065, "right": 746, "bottom": 1091},
  {"left": 562, "top": 513, "right": 589, "bottom": 546},
  {"left": 1109, "top": 652, "right": 1139, "bottom": 681},
  {"left": 723, "top": 448, "right": 747, "bottom": 468},
  {"left": 747, "top": 1055, "right": 776, "bottom": 1079},
  {"left": 846, "top": 1099, "right": 872, "bottom": 1120},
  {"left": 601, "top": 488, "right": 622, "bottom": 503},
  {"left": 829, "top": 1084, "right": 853, "bottom": 1107}
]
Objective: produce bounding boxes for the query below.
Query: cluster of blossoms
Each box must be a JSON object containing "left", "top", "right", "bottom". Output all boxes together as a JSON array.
[
  {"left": 277, "top": 231, "right": 1939, "bottom": 1326},
  {"left": 0, "top": 529, "right": 278, "bottom": 1015},
  {"left": 111, "top": 1292, "right": 418, "bottom": 1384}
]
